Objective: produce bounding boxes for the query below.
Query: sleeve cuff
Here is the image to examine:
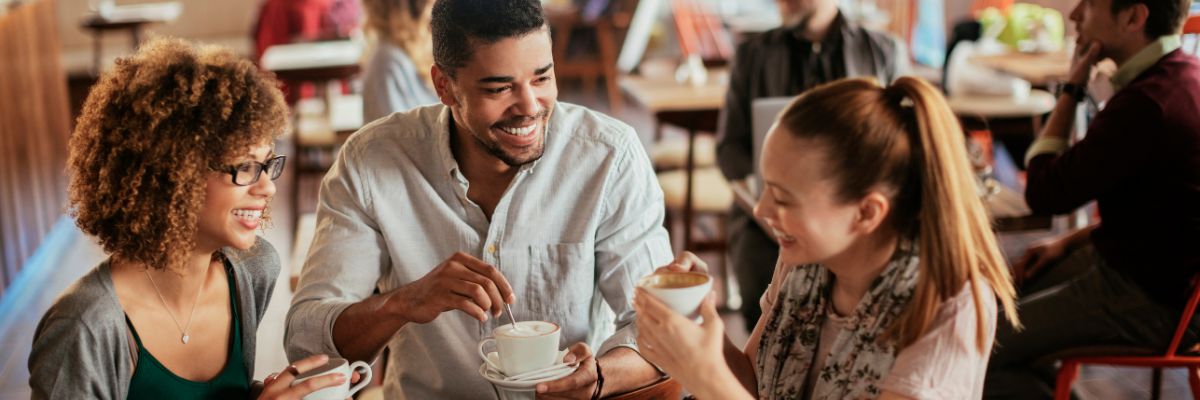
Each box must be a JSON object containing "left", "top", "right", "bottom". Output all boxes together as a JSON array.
[
  {"left": 599, "top": 323, "right": 640, "bottom": 356},
  {"left": 285, "top": 300, "right": 354, "bottom": 362},
  {"left": 601, "top": 324, "right": 669, "bottom": 375},
  {"left": 1024, "top": 137, "right": 1069, "bottom": 165}
]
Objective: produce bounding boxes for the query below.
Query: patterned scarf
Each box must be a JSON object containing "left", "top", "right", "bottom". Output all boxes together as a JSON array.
[{"left": 756, "top": 241, "right": 919, "bottom": 400}]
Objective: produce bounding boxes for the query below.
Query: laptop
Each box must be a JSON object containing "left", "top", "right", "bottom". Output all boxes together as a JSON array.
[{"left": 750, "top": 96, "right": 796, "bottom": 187}]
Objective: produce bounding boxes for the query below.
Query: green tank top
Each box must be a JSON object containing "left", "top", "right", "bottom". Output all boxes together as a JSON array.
[{"left": 125, "top": 266, "right": 249, "bottom": 399}]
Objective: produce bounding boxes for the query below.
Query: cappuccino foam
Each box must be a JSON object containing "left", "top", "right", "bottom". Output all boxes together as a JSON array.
[{"left": 496, "top": 321, "right": 556, "bottom": 337}]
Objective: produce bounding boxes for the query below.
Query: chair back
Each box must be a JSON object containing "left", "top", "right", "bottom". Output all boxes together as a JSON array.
[{"left": 1165, "top": 275, "right": 1200, "bottom": 357}]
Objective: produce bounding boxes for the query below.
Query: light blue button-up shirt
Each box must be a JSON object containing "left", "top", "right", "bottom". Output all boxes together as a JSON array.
[{"left": 285, "top": 102, "right": 673, "bottom": 399}]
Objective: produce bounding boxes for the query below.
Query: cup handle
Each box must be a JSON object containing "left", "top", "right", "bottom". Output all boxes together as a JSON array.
[
  {"left": 477, "top": 337, "right": 502, "bottom": 372},
  {"left": 345, "top": 361, "right": 373, "bottom": 397}
]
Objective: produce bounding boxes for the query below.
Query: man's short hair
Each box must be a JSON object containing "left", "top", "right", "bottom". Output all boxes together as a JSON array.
[
  {"left": 1111, "top": 0, "right": 1192, "bottom": 38},
  {"left": 431, "top": 0, "right": 546, "bottom": 77}
]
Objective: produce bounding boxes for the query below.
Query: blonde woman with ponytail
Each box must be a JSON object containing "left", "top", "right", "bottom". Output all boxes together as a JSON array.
[
  {"left": 361, "top": 0, "right": 438, "bottom": 121},
  {"left": 634, "top": 77, "right": 1019, "bottom": 399}
]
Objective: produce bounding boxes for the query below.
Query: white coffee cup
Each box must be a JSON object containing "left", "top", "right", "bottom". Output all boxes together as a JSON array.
[
  {"left": 292, "top": 357, "right": 373, "bottom": 400},
  {"left": 477, "top": 321, "right": 561, "bottom": 376},
  {"left": 637, "top": 271, "right": 712, "bottom": 318}
]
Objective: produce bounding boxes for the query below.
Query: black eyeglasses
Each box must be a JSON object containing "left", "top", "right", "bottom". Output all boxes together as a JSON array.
[{"left": 225, "top": 155, "right": 286, "bottom": 186}]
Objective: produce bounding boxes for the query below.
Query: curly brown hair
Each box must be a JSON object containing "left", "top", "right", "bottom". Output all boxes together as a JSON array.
[{"left": 68, "top": 37, "right": 289, "bottom": 271}]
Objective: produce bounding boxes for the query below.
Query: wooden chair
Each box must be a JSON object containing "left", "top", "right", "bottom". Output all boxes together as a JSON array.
[
  {"left": 1184, "top": 15, "right": 1200, "bottom": 54},
  {"left": 546, "top": 0, "right": 637, "bottom": 113},
  {"left": 1052, "top": 276, "right": 1200, "bottom": 400}
]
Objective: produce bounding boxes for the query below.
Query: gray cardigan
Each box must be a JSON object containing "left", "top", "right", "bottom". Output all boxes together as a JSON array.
[{"left": 27, "top": 237, "right": 280, "bottom": 400}]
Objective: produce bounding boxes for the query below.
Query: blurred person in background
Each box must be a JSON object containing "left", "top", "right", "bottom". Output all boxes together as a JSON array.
[
  {"left": 985, "top": 0, "right": 1200, "bottom": 398},
  {"left": 360, "top": 0, "right": 439, "bottom": 122},
  {"left": 717, "top": 0, "right": 911, "bottom": 331}
]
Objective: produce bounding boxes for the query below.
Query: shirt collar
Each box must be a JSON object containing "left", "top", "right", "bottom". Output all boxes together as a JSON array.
[
  {"left": 1111, "top": 35, "right": 1181, "bottom": 92},
  {"left": 436, "top": 107, "right": 467, "bottom": 184}
]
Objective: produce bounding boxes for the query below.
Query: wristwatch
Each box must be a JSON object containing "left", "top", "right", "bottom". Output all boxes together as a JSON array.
[{"left": 1059, "top": 82, "right": 1087, "bottom": 103}]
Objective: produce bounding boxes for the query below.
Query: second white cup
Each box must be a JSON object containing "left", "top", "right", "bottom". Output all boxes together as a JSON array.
[
  {"left": 637, "top": 271, "right": 712, "bottom": 319},
  {"left": 478, "top": 320, "right": 561, "bottom": 376},
  {"left": 292, "top": 357, "right": 373, "bottom": 400}
]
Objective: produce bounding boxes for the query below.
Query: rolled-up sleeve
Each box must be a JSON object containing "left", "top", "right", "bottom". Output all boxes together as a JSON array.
[
  {"left": 284, "top": 141, "right": 392, "bottom": 362},
  {"left": 593, "top": 130, "right": 674, "bottom": 355}
]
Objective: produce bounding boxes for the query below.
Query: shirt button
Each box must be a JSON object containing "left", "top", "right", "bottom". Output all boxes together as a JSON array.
[{"left": 487, "top": 244, "right": 497, "bottom": 255}]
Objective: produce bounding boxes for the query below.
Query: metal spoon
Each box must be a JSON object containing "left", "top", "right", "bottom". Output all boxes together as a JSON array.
[{"left": 505, "top": 304, "right": 519, "bottom": 329}]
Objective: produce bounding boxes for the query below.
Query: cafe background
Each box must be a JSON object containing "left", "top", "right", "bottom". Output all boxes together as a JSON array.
[{"left": 3, "top": 0, "right": 1188, "bottom": 398}]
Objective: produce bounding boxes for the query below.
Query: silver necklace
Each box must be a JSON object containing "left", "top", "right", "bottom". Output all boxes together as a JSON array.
[{"left": 145, "top": 268, "right": 206, "bottom": 344}]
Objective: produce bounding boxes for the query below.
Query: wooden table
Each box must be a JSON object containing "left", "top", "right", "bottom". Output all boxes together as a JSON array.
[
  {"left": 948, "top": 89, "right": 1057, "bottom": 169},
  {"left": 619, "top": 71, "right": 726, "bottom": 249},
  {"left": 79, "top": 2, "right": 181, "bottom": 73},
  {"left": 985, "top": 181, "right": 1053, "bottom": 231},
  {"left": 969, "top": 50, "right": 1071, "bottom": 87},
  {"left": 947, "top": 89, "right": 1057, "bottom": 119},
  {"left": 80, "top": 16, "right": 169, "bottom": 73}
]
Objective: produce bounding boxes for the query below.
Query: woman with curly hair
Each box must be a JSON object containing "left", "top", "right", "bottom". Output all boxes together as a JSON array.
[
  {"left": 634, "top": 77, "right": 1020, "bottom": 399},
  {"left": 28, "top": 38, "right": 343, "bottom": 399},
  {"left": 360, "top": 0, "right": 438, "bottom": 121}
]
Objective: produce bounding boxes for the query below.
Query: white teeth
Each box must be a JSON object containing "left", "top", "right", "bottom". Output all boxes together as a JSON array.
[
  {"left": 499, "top": 124, "right": 535, "bottom": 136},
  {"left": 232, "top": 209, "right": 263, "bottom": 221}
]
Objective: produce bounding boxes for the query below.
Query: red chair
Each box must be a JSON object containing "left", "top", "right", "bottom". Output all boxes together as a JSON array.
[
  {"left": 1185, "top": 15, "right": 1200, "bottom": 54},
  {"left": 1053, "top": 276, "right": 1200, "bottom": 400}
]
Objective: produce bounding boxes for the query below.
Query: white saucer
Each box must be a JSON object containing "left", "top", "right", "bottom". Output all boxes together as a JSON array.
[
  {"left": 483, "top": 349, "right": 570, "bottom": 373},
  {"left": 479, "top": 363, "right": 576, "bottom": 389},
  {"left": 479, "top": 349, "right": 576, "bottom": 390}
]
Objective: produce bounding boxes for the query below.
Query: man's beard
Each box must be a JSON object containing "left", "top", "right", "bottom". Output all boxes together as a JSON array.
[
  {"left": 477, "top": 109, "right": 550, "bottom": 167},
  {"left": 476, "top": 134, "right": 544, "bottom": 167}
]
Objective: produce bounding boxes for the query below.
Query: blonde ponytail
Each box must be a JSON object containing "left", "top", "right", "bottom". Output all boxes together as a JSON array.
[{"left": 885, "top": 77, "right": 1020, "bottom": 352}]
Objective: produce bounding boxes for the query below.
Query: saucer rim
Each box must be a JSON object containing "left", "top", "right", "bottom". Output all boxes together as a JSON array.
[{"left": 477, "top": 362, "right": 577, "bottom": 388}]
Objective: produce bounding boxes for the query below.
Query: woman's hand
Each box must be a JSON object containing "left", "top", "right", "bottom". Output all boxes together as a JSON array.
[
  {"left": 656, "top": 251, "right": 709, "bottom": 274},
  {"left": 257, "top": 354, "right": 346, "bottom": 400},
  {"left": 634, "top": 291, "right": 732, "bottom": 395}
]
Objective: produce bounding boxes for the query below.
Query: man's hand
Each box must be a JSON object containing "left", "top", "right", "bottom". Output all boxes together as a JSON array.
[
  {"left": 1068, "top": 40, "right": 1103, "bottom": 86},
  {"left": 536, "top": 343, "right": 597, "bottom": 399},
  {"left": 388, "top": 252, "right": 515, "bottom": 323},
  {"left": 1012, "top": 237, "right": 1069, "bottom": 287}
]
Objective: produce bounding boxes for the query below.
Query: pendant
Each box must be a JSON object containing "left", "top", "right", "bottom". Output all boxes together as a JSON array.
[{"left": 182, "top": 334, "right": 190, "bottom": 344}]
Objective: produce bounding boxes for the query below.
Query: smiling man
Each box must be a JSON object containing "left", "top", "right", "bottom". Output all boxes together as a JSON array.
[{"left": 284, "top": 0, "right": 671, "bottom": 398}]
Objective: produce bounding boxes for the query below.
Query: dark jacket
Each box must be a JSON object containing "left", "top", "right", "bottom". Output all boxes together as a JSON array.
[{"left": 716, "top": 13, "right": 911, "bottom": 181}]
